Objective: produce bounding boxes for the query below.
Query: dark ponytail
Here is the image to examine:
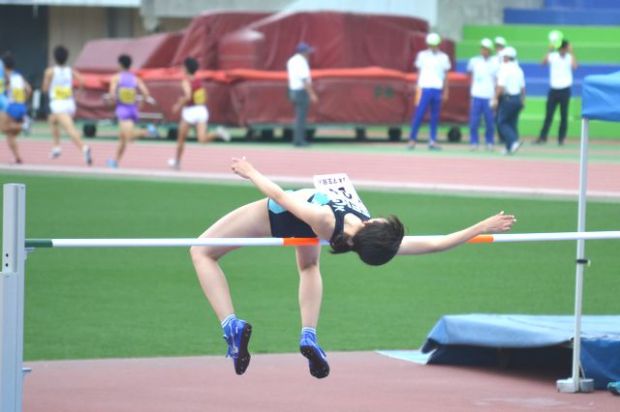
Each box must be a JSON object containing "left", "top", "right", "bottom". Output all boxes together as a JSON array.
[{"left": 330, "top": 232, "right": 353, "bottom": 254}]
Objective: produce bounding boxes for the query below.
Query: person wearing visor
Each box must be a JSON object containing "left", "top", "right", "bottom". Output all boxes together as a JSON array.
[
  {"left": 467, "top": 38, "right": 497, "bottom": 151},
  {"left": 535, "top": 38, "right": 577, "bottom": 146},
  {"left": 286, "top": 42, "right": 318, "bottom": 147},
  {"left": 494, "top": 47, "right": 526, "bottom": 155},
  {"left": 408, "top": 32, "right": 451, "bottom": 151},
  {"left": 492, "top": 36, "right": 507, "bottom": 68}
]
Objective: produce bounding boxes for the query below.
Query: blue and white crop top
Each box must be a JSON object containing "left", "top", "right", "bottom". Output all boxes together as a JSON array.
[{"left": 267, "top": 190, "right": 370, "bottom": 240}]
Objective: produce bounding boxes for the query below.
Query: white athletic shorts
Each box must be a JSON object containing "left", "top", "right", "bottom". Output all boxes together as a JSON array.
[
  {"left": 50, "top": 99, "right": 76, "bottom": 115},
  {"left": 181, "top": 105, "right": 208, "bottom": 125}
]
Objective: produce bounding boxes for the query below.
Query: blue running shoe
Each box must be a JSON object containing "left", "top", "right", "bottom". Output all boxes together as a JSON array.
[
  {"left": 106, "top": 159, "right": 118, "bottom": 168},
  {"left": 223, "top": 319, "right": 252, "bottom": 375},
  {"left": 300, "top": 331, "right": 330, "bottom": 379}
]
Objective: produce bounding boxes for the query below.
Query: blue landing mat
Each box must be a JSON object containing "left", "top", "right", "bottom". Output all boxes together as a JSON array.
[{"left": 421, "top": 314, "right": 620, "bottom": 389}]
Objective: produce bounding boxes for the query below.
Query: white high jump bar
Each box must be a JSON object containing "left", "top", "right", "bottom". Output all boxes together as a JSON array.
[
  {"left": 23, "top": 231, "right": 620, "bottom": 249},
  {"left": 3, "top": 183, "right": 620, "bottom": 412}
]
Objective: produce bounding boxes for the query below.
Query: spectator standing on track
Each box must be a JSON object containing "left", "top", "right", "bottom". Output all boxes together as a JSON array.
[
  {"left": 408, "top": 32, "right": 451, "bottom": 151},
  {"left": 535, "top": 40, "right": 577, "bottom": 146},
  {"left": 168, "top": 57, "right": 231, "bottom": 170},
  {"left": 467, "top": 38, "right": 497, "bottom": 151},
  {"left": 106, "top": 54, "right": 157, "bottom": 168},
  {"left": 1, "top": 53, "right": 31, "bottom": 164},
  {"left": 493, "top": 47, "right": 526, "bottom": 155},
  {"left": 42, "top": 45, "right": 92, "bottom": 165},
  {"left": 286, "top": 42, "right": 318, "bottom": 147}
]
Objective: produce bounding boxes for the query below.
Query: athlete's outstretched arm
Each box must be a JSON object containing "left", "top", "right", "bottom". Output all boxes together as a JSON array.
[
  {"left": 42, "top": 68, "right": 53, "bottom": 93},
  {"left": 397, "top": 211, "right": 516, "bottom": 255},
  {"left": 172, "top": 79, "right": 191, "bottom": 113},
  {"left": 231, "top": 157, "right": 328, "bottom": 231},
  {"left": 107, "top": 74, "right": 119, "bottom": 103}
]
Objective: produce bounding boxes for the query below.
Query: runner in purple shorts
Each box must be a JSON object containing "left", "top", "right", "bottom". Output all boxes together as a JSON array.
[{"left": 106, "top": 54, "right": 156, "bottom": 168}]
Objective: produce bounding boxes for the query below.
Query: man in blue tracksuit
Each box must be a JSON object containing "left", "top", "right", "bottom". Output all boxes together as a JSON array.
[
  {"left": 494, "top": 47, "right": 526, "bottom": 155},
  {"left": 408, "top": 33, "right": 451, "bottom": 151}
]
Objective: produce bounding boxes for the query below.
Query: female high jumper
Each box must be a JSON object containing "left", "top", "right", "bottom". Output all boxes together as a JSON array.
[{"left": 190, "top": 157, "right": 516, "bottom": 378}]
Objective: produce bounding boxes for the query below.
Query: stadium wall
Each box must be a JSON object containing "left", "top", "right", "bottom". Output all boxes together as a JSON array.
[{"left": 436, "top": 0, "right": 543, "bottom": 40}]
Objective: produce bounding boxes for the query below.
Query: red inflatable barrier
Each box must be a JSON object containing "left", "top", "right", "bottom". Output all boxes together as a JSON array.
[
  {"left": 75, "top": 70, "right": 470, "bottom": 126},
  {"left": 72, "top": 11, "right": 468, "bottom": 133}
]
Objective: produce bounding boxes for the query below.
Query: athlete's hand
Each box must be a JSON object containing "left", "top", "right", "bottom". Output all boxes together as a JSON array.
[
  {"left": 231, "top": 157, "right": 256, "bottom": 179},
  {"left": 479, "top": 211, "right": 516, "bottom": 233}
]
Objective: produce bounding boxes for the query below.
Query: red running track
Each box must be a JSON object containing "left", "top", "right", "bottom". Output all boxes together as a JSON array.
[
  {"left": 1, "top": 138, "right": 620, "bottom": 199},
  {"left": 24, "top": 353, "right": 619, "bottom": 412}
]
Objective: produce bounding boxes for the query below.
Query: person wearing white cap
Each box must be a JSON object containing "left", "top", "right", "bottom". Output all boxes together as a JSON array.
[
  {"left": 287, "top": 42, "right": 318, "bottom": 147},
  {"left": 492, "top": 36, "right": 507, "bottom": 66},
  {"left": 535, "top": 39, "right": 577, "bottom": 146},
  {"left": 467, "top": 38, "right": 498, "bottom": 150},
  {"left": 408, "top": 32, "right": 451, "bottom": 150},
  {"left": 494, "top": 46, "right": 526, "bottom": 155}
]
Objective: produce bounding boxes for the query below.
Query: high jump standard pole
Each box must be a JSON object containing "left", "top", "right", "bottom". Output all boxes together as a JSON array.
[{"left": 1, "top": 184, "right": 26, "bottom": 412}]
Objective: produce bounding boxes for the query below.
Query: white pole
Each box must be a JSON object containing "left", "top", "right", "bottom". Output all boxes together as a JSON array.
[
  {"left": 23, "top": 231, "right": 620, "bottom": 249},
  {"left": 470, "top": 231, "right": 620, "bottom": 243},
  {"left": 48, "top": 238, "right": 324, "bottom": 248},
  {"left": 1, "top": 184, "right": 26, "bottom": 412},
  {"left": 557, "top": 118, "right": 592, "bottom": 393}
]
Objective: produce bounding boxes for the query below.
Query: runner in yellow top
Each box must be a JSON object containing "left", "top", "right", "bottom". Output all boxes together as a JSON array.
[
  {"left": 42, "top": 45, "right": 92, "bottom": 165},
  {"left": 168, "top": 57, "right": 230, "bottom": 170},
  {"left": 106, "top": 54, "right": 157, "bottom": 168},
  {"left": 1, "top": 52, "right": 31, "bottom": 164}
]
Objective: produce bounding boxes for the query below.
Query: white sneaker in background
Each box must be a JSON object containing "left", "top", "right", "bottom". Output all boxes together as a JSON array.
[
  {"left": 83, "top": 146, "right": 92, "bottom": 166},
  {"left": 216, "top": 126, "right": 231, "bottom": 142},
  {"left": 510, "top": 141, "right": 523, "bottom": 154},
  {"left": 21, "top": 116, "right": 32, "bottom": 135},
  {"left": 167, "top": 158, "right": 180, "bottom": 170},
  {"left": 50, "top": 146, "right": 62, "bottom": 159}
]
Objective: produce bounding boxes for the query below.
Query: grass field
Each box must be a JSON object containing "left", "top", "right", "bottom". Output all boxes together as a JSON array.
[{"left": 1, "top": 172, "right": 619, "bottom": 362}]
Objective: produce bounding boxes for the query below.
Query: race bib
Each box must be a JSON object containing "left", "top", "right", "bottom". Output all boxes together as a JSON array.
[
  {"left": 117, "top": 87, "right": 136, "bottom": 104},
  {"left": 313, "top": 173, "right": 370, "bottom": 217},
  {"left": 192, "top": 88, "right": 206, "bottom": 105},
  {"left": 11, "top": 88, "right": 26, "bottom": 103},
  {"left": 52, "top": 85, "right": 72, "bottom": 100}
]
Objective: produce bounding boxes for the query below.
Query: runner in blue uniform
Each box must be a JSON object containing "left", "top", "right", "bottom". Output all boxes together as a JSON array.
[
  {"left": 190, "top": 157, "right": 516, "bottom": 378},
  {"left": 1, "top": 53, "right": 31, "bottom": 164}
]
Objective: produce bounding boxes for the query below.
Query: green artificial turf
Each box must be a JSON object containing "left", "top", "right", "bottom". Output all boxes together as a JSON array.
[
  {"left": 1, "top": 173, "right": 618, "bottom": 361},
  {"left": 460, "top": 25, "right": 620, "bottom": 64}
]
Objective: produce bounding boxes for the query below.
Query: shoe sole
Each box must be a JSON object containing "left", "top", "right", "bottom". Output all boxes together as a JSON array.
[
  {"left": 234, "top": 323, "right": 252, "bottom": 375},
  {"left": 300, "top": 345, "right": 330, "bottom": 379}
]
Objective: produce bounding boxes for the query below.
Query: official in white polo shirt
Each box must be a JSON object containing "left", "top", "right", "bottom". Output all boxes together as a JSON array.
[
  {"left": 467, "top": 38, "right": 498, "bottom": 150},
  {"left": 494, "top": 46, "right": 526, "bottom": 155},
  {"left": 535, "top": 40, "right": 577, "bottom": 146},
  {"left": 408, "top": 32, "right": 451, "bottom": 150},
  {"left": 286, "top": 42, "right": 318, "bottom": 147}
]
